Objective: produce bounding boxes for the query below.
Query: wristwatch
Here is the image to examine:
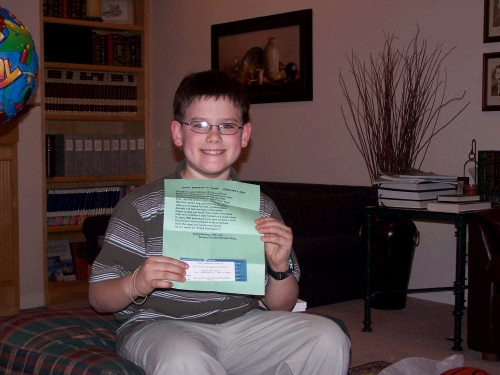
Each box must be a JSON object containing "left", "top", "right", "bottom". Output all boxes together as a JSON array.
[{"left": 267, "top": 257, "right": 294, "bottom": 280}]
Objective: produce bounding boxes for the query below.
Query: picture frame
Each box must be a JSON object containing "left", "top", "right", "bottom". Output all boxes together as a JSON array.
[
  {"left": 482, "top": 52, "right": 500, "bottom": 110},
  {"left": 101, "top": 0, "right": 134, "bottom": 24},
  {"left": 484, "top": 0, "right": 500, "bottom": 42},
  {"left": 211, "top": 9, "right": 313, "bottom": 104}
]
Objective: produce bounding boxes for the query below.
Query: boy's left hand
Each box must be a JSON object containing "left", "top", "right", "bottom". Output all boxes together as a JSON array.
[{"left": 255, "top": 217, "right": 293, "bottom": 271}]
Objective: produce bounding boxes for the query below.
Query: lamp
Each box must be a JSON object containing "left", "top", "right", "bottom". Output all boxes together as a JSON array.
[{"left": 86, "top": 0, "right": 103, "bottom": 22}]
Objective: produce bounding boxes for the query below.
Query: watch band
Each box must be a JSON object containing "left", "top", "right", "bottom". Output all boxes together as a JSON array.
[{"left": 267, "top": 257, "right": 294, "bottom": 280}]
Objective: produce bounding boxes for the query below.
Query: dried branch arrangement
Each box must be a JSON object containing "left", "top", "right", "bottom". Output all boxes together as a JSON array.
[{"left": 339, "top": 27, "right": 469, "bottom": 184}]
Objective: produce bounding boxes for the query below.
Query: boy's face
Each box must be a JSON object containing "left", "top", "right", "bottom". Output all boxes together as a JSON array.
[{"left": 171, "top": 96, "right": 252, "bottom": 180}]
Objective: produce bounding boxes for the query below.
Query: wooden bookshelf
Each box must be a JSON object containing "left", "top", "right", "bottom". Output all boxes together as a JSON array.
[{"left": 41, "top": 0, "right": 150, "bottom": 305}]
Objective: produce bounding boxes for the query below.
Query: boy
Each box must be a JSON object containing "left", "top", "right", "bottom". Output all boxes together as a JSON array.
[{"left": 89, "top": 70, "right": 350, "bottom": 375}]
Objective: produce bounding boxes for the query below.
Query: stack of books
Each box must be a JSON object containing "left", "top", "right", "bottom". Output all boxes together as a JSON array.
[
  {"left": 427, "top": 194, "right": 492, "bottom": 213},
  {"left": 376, "top": 170, "right": 457, "bottom": 209}
]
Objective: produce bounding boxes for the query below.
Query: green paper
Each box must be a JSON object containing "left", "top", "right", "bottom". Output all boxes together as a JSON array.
[{"left": 163, "top": 179, "right": 265, "bottom": 295}]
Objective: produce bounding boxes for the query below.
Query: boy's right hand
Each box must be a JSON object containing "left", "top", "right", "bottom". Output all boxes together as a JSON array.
[{"left": 134, "top": 256, "right": 189, "bottom": 295}]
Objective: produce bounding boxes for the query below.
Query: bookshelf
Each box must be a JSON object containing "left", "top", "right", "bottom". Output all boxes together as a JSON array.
[{"left": 41, "top": 0, "right": 150, "bottom": 305}]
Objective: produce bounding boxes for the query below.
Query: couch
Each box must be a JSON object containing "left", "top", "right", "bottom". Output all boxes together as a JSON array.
[
  {"left": 467, "top": 207, "right": 500, "bottom": 361},
  {"left": 247, "top": 181, "right": 376, "bottom": 307},
  {"left": 0, "top": 181, "right": 374, "bottom": 374}
]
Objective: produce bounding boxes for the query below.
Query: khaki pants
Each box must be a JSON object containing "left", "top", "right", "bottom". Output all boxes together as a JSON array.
[{"left": 122, "top": 309, "right": 350, "bottom": 375}]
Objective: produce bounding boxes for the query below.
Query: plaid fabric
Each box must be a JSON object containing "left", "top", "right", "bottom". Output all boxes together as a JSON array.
[{"left": 0, "top": 308, "right": 145, "bottom": 375}]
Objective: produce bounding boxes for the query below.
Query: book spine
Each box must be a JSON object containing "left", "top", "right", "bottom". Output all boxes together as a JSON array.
[
  {"left": 119, "top": 134, "right": 129, "bottom": 175},
  {"left": 46, "top": 135, "right": 56, "bottom": 178},
  {"left": 128, "top": 135, "right": 137, "bottom": 175},
  {"left": 93, "top": 135, "right": 103, "bottom": 176},
  {"left": 54, "top": 134, "right": 66, "bottom": 177},
  {"left": 74, "top": 134, "right": 84, "bottom": 176},
  {"left": 136, "top": 134, "right": 145, "bottom": 175},
  {"left": 83, "top": 134, "right": 94, "bottom": 176}
]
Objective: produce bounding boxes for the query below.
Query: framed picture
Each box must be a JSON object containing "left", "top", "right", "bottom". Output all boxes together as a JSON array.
[
  {"left": 211, "top": 9, "right": 313, "bottom": 104},
  {"left": 482, "top": 52, "right": 500, "bottom": 110},
  {"left": 101, "top": 0, "right": 134, "bottom": 24},
  {"left": 484, "top": 0, "right": 500, "bottom": 42}
]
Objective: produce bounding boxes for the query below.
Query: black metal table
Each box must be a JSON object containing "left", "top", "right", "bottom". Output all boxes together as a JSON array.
[{"left": 363, "top": 206, "right": 474, "bottom": 351}]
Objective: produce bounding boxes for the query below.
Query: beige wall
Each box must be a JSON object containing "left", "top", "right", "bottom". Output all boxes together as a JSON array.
[
  {"left": 149, "top": 1, "right": 497, "bottom": 305},
  {"left": 9, "top": 1, "right": 500, "bottom": 309}
]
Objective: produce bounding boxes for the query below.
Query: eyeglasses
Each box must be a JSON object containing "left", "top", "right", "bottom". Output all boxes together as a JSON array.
[{"left": 180, "top": 121, "right": 244, "bottom": 135}]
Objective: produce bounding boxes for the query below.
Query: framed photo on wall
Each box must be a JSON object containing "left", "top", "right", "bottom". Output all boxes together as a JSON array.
[
  {"left": 211, "top": 9, "right": 313, "bottom": 104},
  {"left": 482, "top": 52, "right": 500, "bottom": 110},
  {"left": 484, "top": 0, "right": 500, "bottom": 42}
]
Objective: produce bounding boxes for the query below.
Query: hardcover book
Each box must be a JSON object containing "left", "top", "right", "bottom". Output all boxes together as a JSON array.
[
  {"left": 427, "top": 201, "right": 492, "bottom": 213},
  {"left": 70, "top": 241, "right": 89, "bottom": 280},
  {"left": 47, "top": 239, "right": 76, "bottom": 281},
  {"left": 48, "top": 256, "right": 64, "bottom": 282},
  {"left": 437, "top": 194, "right": 481, "bottom": 202},
  {"left": 378, "top": 197, "right": 432, "bottom": 209}
]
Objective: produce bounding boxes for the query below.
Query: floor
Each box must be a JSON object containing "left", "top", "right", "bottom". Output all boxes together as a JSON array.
[{"left": 307, "top": 297, "right": 500, "bottom": 374}]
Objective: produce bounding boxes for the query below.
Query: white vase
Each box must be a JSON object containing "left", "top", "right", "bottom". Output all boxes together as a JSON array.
[{"left": 264, "top": 37, "right": 279, "bottom": 81}]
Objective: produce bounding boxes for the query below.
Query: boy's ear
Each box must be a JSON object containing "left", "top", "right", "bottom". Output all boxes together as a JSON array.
[
  {"left": 171, "top": 121, "right": 183, "bottom": 147},
  {"left": 241, "top": 123, "right": 252, "bottom": 148}
]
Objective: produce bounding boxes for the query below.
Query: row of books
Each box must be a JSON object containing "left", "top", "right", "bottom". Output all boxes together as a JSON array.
[
  {"left": 43, "top": 0, "right": 87, "bottom": 20},
  {"left": 46, "top": 134, "right": 146, "bottom": 178},
  {"left": 478, "top": 150, "right": 500, "bottom": 201},
  {"left": 45, "top": 70, "right": 138, "bottom": 115},
  {"left": 48, "top": 239, "right": 89, "bottom": 282},
  {"left": 92, "top": 32, "right": 142, "bottom": 67},
  {"left": 47, "top": 185, "right": 137, "bottom": 226}
]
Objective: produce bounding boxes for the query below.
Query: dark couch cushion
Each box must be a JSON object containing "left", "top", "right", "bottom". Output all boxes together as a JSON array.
[
  {"left": 0, "top": 308, "right": 145, "bottom": 375},
  {"left": 246, "top": 181, "right": 375, "bottom": 239},
  {"left": 293, "top": 234, "right": 366, "bottom": 307}
]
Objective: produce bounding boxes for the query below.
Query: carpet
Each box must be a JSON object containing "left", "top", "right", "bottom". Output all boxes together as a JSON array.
[{"left": 348, "top": 361, "right": 391, "bottom": 375}]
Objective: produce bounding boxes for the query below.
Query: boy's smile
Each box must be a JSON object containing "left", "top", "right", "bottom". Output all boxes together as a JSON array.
[{"left": 171, "top": 96, "right": 252, "bottom": 180}]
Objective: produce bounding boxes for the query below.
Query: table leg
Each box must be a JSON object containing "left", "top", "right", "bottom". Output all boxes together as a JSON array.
[
  {"left": 452, "top": 217, "right": 467, "bottom": 351},
  {"left": 363, "top": 212, "right": 373, "bottom": 332}
]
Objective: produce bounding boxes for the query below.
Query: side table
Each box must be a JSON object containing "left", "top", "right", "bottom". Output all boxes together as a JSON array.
[{"left": 363, "top": 206, "right": 474, "bottom": 351}]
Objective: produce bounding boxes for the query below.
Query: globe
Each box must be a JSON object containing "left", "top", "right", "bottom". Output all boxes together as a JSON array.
[{"left": 0, "top": 6, "right": 38, "bottom": 125}]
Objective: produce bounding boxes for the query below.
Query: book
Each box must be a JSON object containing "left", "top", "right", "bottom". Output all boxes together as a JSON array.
[
  {"left": 378, "top": 185, "right": 455, "bottom": 201},
  {"left": 378, "top": 197, "right": 432, "bottom": 209},
  {"left": 437, "top": 194, "right": 481, "bottom": 202},
  {"left": 74, "top": 134, "right": 84, "bottom": 176},
  {"left": 478, "top": 150, "right": 500, "bottom": 200},
  {"left": 47, "top": 239, "right": 76, "bottom": 281},
  {"left": 83, "top": 134, "right": 94, "bottom": 176},
  {"left": 45, "top": 134, "right": 56, "bottom": 178},
  {"left": 93, "top": 135, "right": 103, "bottom": 176},
  {"left": 378, "top": 170, "right": 457, "bottom": 183},
  {"left": 377, "top": 181, "right": 456, "bottom": 191},
  {"left": 70, "top": 241, "right": 89, "bottom": 280},
  {"left": 136, "top": 134, "right": 145, "bottom": 175},
  {"left": 48, "top": 256, "right": 64, "bottom": 282},
  {"left": 427, "top": 201, "right": 492, "bottom": 213}
]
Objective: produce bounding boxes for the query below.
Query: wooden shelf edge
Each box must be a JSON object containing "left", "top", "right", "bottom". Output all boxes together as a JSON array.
[
  {"left": 43, "top": 16, "right": 143, "bottom": 31},
  {"left": 47, "top": 174, "right": 146, "bottom": 183},
  {"left": 45, "top": 113, "right": 144, "bottom": 122},
  {"left": 44, "top": 62, "right": 144, "bottom": 73},
  {"left": 47, "top": 225, "right": 83, "bottom": 233}
]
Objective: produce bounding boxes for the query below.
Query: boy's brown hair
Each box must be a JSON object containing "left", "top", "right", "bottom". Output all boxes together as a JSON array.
[{"left": 173, "top": 70, "right": 250, "bottom": 124}]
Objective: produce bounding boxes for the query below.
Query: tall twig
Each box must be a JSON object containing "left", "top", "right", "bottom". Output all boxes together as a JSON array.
[{"left": 339, "top": 27, "right": 469, "bottom": 184}]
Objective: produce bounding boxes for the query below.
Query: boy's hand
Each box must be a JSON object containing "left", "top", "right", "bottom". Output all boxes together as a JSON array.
[
  {"left": 134, "top": 256, "right": 188, "bottom": 296},
  {"left": 255, "top": 217, "right": 293, "bottom": 271}
]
